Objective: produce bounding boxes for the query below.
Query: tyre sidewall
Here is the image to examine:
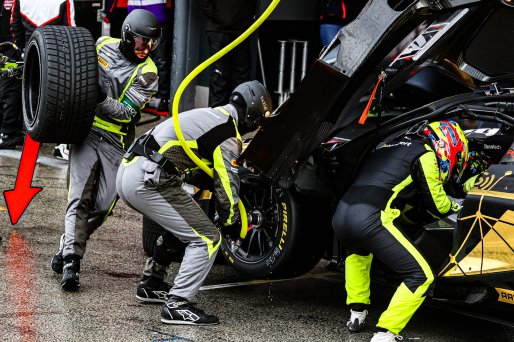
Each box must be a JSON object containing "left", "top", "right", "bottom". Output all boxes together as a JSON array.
[{"left": 22, "top": 31, "right": 48, "bottom": 140}]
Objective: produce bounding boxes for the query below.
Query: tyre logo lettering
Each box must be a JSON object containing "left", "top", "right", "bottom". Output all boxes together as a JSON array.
[{"left": 278, "top": 202, "right": 287, "bottom": 251}]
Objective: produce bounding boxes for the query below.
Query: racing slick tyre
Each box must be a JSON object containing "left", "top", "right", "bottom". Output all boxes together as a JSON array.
[
  {"left": 23, "top": 26, "right": 98, "bottom": 143},
  {"left": 220, "top": 172, "right": 332, "bottom": 279}
]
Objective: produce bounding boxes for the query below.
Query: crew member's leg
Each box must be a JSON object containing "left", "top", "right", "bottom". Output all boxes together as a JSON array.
[
  {"left": 229, "top": 36, "right": 251, "bottom": 93},
  {"left": 59, "top": 133, "right": 101, "bottom": 290},
  {"left": 362, "top": 210, "right": 435, "bottom": 335},
  {"left": 207, "top": 31, "right": 232, "bottom": 107},
  {"left": 118, "top": 159, "right": 220, "bottom": 324},
  {"left": 0, "top": 76, "right": 23, "bottom": 149},
  {"left": 86, "top": 137, "right": 124, "bottom": 236}
]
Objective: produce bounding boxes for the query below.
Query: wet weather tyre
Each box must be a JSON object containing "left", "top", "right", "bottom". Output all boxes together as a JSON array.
[
  {"left": 220, "top": 172, "right": 332, "bottom": 278},
  {"left": 23, "top": 26, "right": 98, "bottom": 143}
]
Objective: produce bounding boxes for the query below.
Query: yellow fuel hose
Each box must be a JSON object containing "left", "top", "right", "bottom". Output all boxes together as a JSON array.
[{"left": 172, "top": 0, "right": 281, "bottom": 240}]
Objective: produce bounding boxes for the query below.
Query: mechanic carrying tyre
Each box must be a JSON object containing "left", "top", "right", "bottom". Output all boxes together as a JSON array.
[
  {"left": 50, "top": 9, "right": 161, "bottom": 291},
  {"left": 116, "top": 80, "right": 272, "bottom": 325},
  {"left": 332, "top": 120, "right": 486, "bottom": 342}
]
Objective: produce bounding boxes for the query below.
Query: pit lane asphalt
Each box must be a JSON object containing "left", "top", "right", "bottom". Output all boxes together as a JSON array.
[{"left": 1, "top": 115, "right": 513, "bottom": 342}]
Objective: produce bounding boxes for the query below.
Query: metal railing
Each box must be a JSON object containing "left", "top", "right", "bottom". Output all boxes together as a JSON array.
[{"left": 276, "top": 39, "right": 309, "bottom": 105}]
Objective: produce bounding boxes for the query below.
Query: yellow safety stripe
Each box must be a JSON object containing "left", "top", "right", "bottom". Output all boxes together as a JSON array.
[
  {"left": 93, "top": 116, "right": 126, "bottom": 135},
  {"left": 159, "top": 139, "right": 198, "bottom": 153},
  {"left": 384, "top": 174, "right": 435, "bottom": 294},
  {"left": 216, "top": 107, "right": 230, "bottom": 116},
  {"left": 418, "top": 149, "right": 453, "bottom": 214},
  {"left": 119, "top": 63, "right": 145, "bottom": 102},
  {"left": 122, "top": 156, "right": 139, "bottom": 167},
  {"left": 381, "top": 210, "right": 434, "bottom": 297},
  {"left": 377, "top": 176, "right": 434, "bottom": 333},
  {"left": 95, "top": 36, "right": 118, "bottom": 52},
  {"left": 213, "top": 145, "right": 236, "bottom": 224},
  {"left": 191, "top": 227, "right": 221, "bottom": 259}
]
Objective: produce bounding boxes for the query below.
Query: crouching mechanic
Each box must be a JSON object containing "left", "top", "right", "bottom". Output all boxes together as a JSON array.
[
  {"left": 116, "top": 80, "right": 272, "bottom": 325},
  {"left": 332, "top": 120, "right": 485, "bottom": 342},
  {"left": 50, "top": 9, "right": 161, "bottom": 291}
]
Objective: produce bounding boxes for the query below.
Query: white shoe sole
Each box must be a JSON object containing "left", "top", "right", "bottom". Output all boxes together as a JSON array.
[
  {"left": 136, "top": 295, "right": 167, "bottom": 303},
  {"left": 160, "top": 318, "right": 218, "bottom": 325}
]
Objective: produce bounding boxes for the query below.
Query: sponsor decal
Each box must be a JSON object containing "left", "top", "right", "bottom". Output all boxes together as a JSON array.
[
  {"left": 380, "top": 141, "right": 412, "bottom": 148},
  {"left": 98, "top": 56, "right": 109, "bottom": 69},
  {"left": 483, "top": 144, "right": 501, "bottom": 150},
  {"left": 138, "top": 75, "right": 148, "bottom": 86},
  {"left": 260, "top": 96, "right": 269, "bottom": 111},
  {"left": 496, "top": 288, "right": 514, "bottom": 305}
]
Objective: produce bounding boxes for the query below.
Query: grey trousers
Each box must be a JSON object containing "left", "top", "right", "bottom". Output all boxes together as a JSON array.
[
  {"left": 63, "top": 132, "right": 123, "bottom": 258},
  {"left": 116, "top": 156, "right": 221, "bottom": 301}
]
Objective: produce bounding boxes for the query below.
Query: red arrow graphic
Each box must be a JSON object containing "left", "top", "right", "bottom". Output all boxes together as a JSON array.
[{"left": 3, "top": 134, "right": 43, "bottom": 225}]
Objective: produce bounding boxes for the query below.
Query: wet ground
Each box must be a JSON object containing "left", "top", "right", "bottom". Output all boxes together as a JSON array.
[{"left": 1, "top": 114, "right": 513, "bottom": 342}]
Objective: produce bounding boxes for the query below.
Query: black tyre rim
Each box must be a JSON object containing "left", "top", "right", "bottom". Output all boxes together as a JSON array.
[
  {"left": 225, "top": 175, "right": 283, "bottom": 264},
  {"left": 23, "top": 41, "right": 42, "bottom": 129}
]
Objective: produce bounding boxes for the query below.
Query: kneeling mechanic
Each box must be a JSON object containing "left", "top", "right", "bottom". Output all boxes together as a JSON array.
[{"left": 116, "top": 80, "right": 272, "bottom": 325}]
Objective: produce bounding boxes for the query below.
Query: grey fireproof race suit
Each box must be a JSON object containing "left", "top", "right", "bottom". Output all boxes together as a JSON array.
[
  {"left": 62, "top": 37, "right": 158, "bottom": 260},
  {"left": 116, "top": 104, "right": 242, "bottom": 301}
]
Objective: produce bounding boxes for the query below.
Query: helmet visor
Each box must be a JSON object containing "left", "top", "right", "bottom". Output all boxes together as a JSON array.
[{"left": 131, "top": 34, "right": 159, "bottom": 51}]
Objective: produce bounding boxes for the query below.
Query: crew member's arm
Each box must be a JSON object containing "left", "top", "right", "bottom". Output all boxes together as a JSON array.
[
  {"left": 97, "top": 63, "right": 158, "bottom": 122},
  {"left": 412, "top": 148, "right": 460, "bottom": 217},
  {"left": 212, "top": 136, "right": 243, "bottom": 226}
]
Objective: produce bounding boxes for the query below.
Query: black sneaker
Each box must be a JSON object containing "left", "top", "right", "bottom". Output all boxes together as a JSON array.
[
  {"left": 0, "top": 133, "right": 24, "bottom": 149},
  {"left": 161, "top": 296, "right": 219, "bottom": 325},
  {"left": 51, "top": 234, "right": 65, "bottom": 274},
  {"left": 136, "top": 276, "right": 171, "bottom": 303},
  {"left": 61, "top": 257, "right": 80, "bottom": 291}
]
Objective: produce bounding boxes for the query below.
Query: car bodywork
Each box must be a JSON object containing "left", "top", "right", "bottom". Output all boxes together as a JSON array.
[{"left": 232, "top": 0, "right": 514, "bottom": 321}]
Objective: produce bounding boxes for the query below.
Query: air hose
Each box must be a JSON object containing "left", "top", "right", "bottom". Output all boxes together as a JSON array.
[{"left": 172, "top": 0, "right": 281, "bottom": 240}]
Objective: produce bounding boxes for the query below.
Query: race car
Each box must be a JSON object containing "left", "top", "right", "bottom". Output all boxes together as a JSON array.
[{"left": 217, "top": 0, "right": 514, "bottom": 322}]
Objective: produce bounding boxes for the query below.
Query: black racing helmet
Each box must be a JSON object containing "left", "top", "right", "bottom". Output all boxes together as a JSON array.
[
  {"left": 120, "top": 9, "right": 162, "bottom": 62},
  {"left": 229, "top": 81, "right": 272, "bottom": 133}
]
